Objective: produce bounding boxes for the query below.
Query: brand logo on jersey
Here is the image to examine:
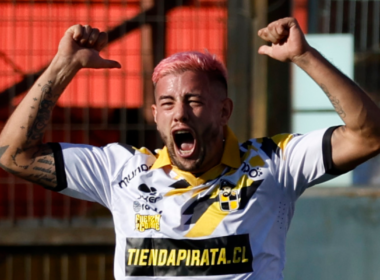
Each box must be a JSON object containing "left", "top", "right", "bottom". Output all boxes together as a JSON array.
[
  {"left": 118, "top": 164, "right": 151, "bottom": 188},
  {"left": 241, "top": 162, "right": 263, "bottom": 179},
  {"left": 133, "top": 201, "right": 141, "bottom": 212},
  {"left": 135, "top": 214, "right": 161, "bottom": 232},
  {"left": 133, "top": 201, "right": 163, "bottom": 214},
  {"left": 137, "top": 184, "right": 162, "bottom": 203},
  {"left": 125, "top": 234, "right": 253, "bottom": 276},
  {"left": 218, "top": 179, "right": 239, "bottom": 212}
]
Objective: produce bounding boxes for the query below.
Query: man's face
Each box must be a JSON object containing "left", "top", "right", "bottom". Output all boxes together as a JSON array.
[
  {"left": 152, "top": 71, "right": 232, "bottom": 174},
  {"left": 221, "top": 186, "right": 232, "bottom": 197}
]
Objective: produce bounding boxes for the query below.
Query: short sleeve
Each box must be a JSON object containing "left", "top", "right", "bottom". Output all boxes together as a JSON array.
[
  {"left": 275, "top": 127, "right": 344, "bottom": 197},
  {"left": 49, "top": 142, "right": 136, "bottom": 209}
]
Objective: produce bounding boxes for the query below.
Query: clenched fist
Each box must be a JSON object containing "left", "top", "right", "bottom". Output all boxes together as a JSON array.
[
  {"left": 56, "top": 24, "right": 121, "bottom": 70},
  {"left": 257, "top": 17, "right": 311, "bottom": 63}
]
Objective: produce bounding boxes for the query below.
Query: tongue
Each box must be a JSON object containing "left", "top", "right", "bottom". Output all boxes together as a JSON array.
[{"left": 181, "top": 142, "right": 194, "bottom": 151}]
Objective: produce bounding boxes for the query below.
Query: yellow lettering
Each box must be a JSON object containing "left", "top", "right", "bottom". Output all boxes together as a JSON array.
[
  {"left": 186, "top": 250, "right": 191, "bottom": 266},
  {"left": 155, "top": 215, "right": 161, "bottom": 231},
  {"left": 210, "top": 248, "right": 219, "bottom": 265},
  {"left": 135, "top": 215, "right": 141, "bottom": 231},
  {"left": 191, "top": 250, "right": 200, "bottom": 266},
  {"left": 217, "top": 248, "right": 227, "bottom": 265},
  {"left": 127, "top": 249, "right": 136, "bottom": 266},
  {"left": 233, "top": 247, "right": 241, "bottom": 263},
  {"left": 177, "top": 250, "right": 187, "bottom": 266},
  {"left": 139, "top": 249, "right": 149, "bottom": 265},
  {"left": 135, "top": 215, "right": 161, "bottom": 232},
  {"left": 133, "top": 249, "right": 140, "bottom": 265},
  {"left": 144, "top": 216, "right": 152, "bottom": 229},
  {"left": 200, "top": 249, "right": 210, "bottom": 266},
  {"left": 148, "top": 249, "right": 158, "bottom": 265},
  {"left": 158, "top": 250, "right": 168, "bottom": 266},
  {"left": 166, "top": 249, "right": 176, "bottom": 266},
  {"left": 142, "top": 216, "right": 148, "bottom": 231},
  {"left": 242, "top": 246, "right": 249, "bottom": 263}
]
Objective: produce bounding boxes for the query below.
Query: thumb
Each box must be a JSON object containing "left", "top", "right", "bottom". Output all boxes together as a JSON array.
[
  {"left": 258, "top": 45, "right": 272, "bottom": 57},
  {"left": 101, "top": 59, "right": 122, "bottom": 69}
]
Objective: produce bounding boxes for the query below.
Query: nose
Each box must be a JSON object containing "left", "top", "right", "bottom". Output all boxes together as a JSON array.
[{"left": 173, "top": 102, "right": 189, "bottom": 123}]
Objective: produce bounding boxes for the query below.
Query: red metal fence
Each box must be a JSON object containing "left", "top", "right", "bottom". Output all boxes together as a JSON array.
[{"left": 0, "top": 0, "right": 227, "bottom": 223}]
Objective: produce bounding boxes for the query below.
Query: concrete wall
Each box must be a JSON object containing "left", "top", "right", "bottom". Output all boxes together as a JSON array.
[{"left": 284, "top": 188, "right": 380, "bottom": 280}]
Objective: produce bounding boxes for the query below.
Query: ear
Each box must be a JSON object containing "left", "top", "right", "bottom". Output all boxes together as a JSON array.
[
  {"left": 151, "top": 104, "right": 157, "bottom": 123},
  {"left": 220, "top": 97, "right": 233, "bottom": 126}
]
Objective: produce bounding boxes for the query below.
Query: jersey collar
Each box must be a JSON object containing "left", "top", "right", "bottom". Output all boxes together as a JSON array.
[{"left": 151, "top": 126, "right": 241, "bottom": 184}]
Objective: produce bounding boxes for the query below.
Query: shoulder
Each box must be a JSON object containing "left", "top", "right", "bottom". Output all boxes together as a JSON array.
[
  {"left": 103, "top": 143, "right": 156, "bottom": 163},
  {"left": 105, "top": 143, "right": 154, "bottom": 156},
  {"left": 239, "top": 133, "right": 297, "bottom": 158}
]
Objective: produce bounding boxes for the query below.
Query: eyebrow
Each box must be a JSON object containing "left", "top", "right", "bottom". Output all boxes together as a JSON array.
[
  {"left": 185, "top": 93, "right": 202, "bottom": 98},
  {"left": 158, "top": 93, "right": 203, "bottom": 101},
  {"left": 158, "top": 95, "right": 174, "bottom": 101}
]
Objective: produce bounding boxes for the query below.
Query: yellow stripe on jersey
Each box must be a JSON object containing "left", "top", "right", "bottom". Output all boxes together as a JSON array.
[
  {"left": 271, "top": 133, "right": 294, "bottom": 152},
  {"left": 249, "top": 155, "right": 265, "bottom": 167},
  {"left": 234, "top": 174, "right": 254, "bottom": 191},
  {"left": 185, "top": 202, "right": 229, "bottom": 238},
  {"left": 165, "top": 185, "right": 209, "bottom": 197},
  {"left": 135, "top": 147, "right": 154, "bottom": 156}
]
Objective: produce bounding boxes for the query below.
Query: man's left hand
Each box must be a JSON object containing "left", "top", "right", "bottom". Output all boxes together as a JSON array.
[{"left": 257, "top": 17, "right": 311, "bottom": 63}]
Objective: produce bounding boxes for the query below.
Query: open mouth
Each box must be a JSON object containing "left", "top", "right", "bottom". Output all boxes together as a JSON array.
[{"left": 173, "top": 130, "right": 196, "bottom": 157}]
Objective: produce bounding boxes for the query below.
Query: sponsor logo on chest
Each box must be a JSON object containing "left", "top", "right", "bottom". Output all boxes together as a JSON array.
[{"left": 125, "top": 234, "right": 253, "bottom": 276}]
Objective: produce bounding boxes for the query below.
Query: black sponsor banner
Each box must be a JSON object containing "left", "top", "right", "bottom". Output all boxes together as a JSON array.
[{"left": 125, "top": 234, "right": 253, "bottom": 276}]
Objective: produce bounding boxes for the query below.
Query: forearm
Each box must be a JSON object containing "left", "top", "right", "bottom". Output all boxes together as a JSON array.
[
  {"left": 293, "top": 48, "right": 380, "bottom": 138},
  {"left": 0, "top": 55, "right": 79, "bottom": 174}
]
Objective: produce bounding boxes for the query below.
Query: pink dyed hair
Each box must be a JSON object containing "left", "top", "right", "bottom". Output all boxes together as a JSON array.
[{"left": 152, "top": 51, "right": 228, "bottom": 89}]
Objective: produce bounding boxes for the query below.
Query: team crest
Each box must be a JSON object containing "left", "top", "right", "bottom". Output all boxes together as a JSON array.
[{"left": 218, "top": 179, "right": 239, "bottom": 212}]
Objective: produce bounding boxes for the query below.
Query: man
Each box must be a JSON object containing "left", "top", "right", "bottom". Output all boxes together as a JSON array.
[{"left": 0, "top": 17, "right": 379, "bottom": 279}]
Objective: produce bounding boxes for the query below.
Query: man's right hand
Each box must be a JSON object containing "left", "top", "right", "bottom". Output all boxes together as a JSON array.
[
  {"left": 0, "top": 24, "right": 120, "bottom": 189},
  {"left": 56, "top": 24, "right": 121, "bottom": 70}
]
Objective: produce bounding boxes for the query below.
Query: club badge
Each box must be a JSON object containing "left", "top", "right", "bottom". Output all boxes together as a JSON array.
[{"left": 218, "top": 179, "right": 239, "bottom": 212}]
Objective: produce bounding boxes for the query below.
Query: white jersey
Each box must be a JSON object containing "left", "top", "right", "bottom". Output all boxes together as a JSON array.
[{"left": 49, "top": 126, "right": 340, "bottom": 280}]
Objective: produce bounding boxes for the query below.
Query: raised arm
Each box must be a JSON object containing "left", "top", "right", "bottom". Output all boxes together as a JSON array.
[
  {"left": 257, "top": 17, "right": 380, "bottom": 172},
  {"left": 0, "top": 25, "right": 121, "bottom": 188}
]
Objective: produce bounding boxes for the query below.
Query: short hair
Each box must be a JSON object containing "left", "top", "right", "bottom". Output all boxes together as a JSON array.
[{"left": 152, "top": 51, "right": 228, "bottom": 90}]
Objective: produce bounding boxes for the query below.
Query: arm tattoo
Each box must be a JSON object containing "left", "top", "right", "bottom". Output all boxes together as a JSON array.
[
  {"left": 27, "top": 172, "right": 57, "bottom": 186},
  {"left": 2, "top": 144, "right": 57, "bottom": 188},
  {"left": 1, "top": 80, "right": 59, "bottom": 187},
  {"left": 28, "top": 152, "right": 57, "bottom": 187},
  {"left": 320, "top": 84, "right": 346, "bottom": 118},
  {"left": 26, "top": 81, "right": 57, "bottom": 145}
]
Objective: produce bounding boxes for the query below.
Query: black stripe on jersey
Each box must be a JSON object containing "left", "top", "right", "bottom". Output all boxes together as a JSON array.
[
  {"left": 47, "top": 142, "right": 67, "bottom": 192},
  {"left": 322, "top": 126, "right": 347, "bottom": 175},
  {"left": 238, "top": 180, "right": 263, "bottom": 210},
  {"left": 184, "top": 194, "right": 218, "bottom": 225},
  {"left": 125, "top": 234, "right": 253, "bottom": 276},
  {"left": 239, "top": 149, "right": 245, "bottom": 158},
  {"left": 240, "top": 140, "right": 252, "bottom": 151},
  {"left": 260, "top": 137, "right": 281, "bottom": 158},
  {"left": 168, "top": 179, "right": 191, "bottom": 189},
  {"left": 117, "top": 143, "right": 136, "bottom": 155}
]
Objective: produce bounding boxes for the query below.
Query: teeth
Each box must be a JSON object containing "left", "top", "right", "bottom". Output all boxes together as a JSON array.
[{"left": 175, "top": 130, "right": 190, "bottom": 134}]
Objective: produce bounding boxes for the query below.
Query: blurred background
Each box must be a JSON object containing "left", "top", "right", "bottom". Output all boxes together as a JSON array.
[{"left": 0, "top": 0, "right": 379, "bottom": 279}]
